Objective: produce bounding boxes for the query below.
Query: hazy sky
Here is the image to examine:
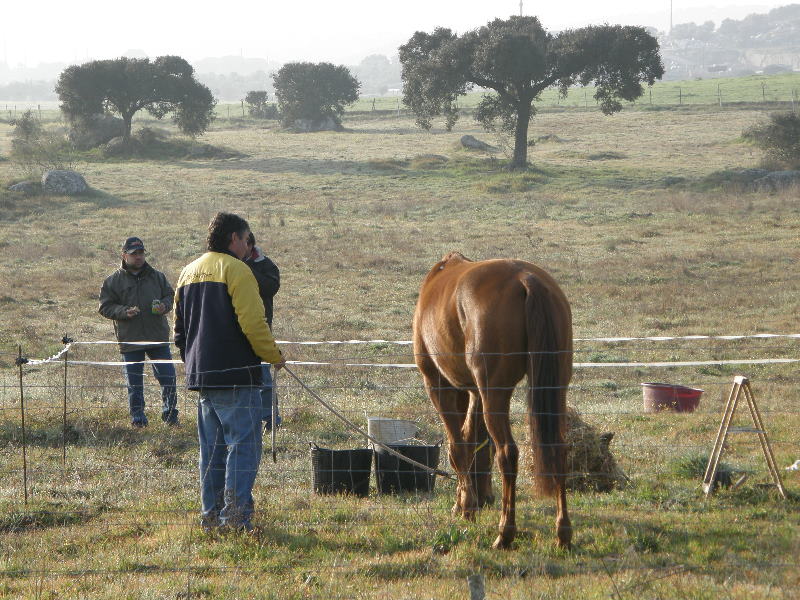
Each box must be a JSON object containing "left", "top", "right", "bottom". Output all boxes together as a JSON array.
[{"left": 0, "top": 0, "right": 788, "bottom": 67}]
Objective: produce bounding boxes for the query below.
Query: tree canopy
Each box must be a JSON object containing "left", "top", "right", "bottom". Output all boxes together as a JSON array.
[
  {"left": 399, "top": 16, "right": 664, "bottom": 168},
  {"left": 56, "top": 56, "right": 216, "bottom": 142},
  {"left": 272, "top": 62, "right": 359, "bottom": 129}
]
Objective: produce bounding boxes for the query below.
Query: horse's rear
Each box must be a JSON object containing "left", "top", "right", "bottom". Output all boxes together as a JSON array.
[{"left": 413, "top": 252, "right": 573, "bottom": 549}]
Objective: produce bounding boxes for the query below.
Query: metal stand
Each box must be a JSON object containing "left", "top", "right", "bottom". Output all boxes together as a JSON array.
[{"left": 703, "top": 376, "right": 786, "bottom": 498}]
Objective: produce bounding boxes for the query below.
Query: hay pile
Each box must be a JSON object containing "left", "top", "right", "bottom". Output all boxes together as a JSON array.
[{"left": 563, "top": 407, "right": 629, "bottom": 492}]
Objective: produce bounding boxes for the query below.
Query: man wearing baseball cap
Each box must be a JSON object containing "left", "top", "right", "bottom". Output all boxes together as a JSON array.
[{"left": 99, "top": 236, "right": 179, "bottom": 428}]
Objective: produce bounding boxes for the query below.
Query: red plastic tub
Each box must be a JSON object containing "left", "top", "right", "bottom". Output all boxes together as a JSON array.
[{"left": 641, "top": 383, "right": 703, "bottom": 413}]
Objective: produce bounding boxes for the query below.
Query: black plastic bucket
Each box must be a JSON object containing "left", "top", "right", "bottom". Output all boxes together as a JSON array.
[
  {"left": 310, "top": 444, "right": 373, "bottom": 497},
  {"left": 375, "top": 443, "right": 441, "bottom": 494}
]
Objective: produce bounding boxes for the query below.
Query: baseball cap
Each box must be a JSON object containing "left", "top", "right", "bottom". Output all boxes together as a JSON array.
[{"left": 122, "top": 237, "right": 146, "bottom": 253}]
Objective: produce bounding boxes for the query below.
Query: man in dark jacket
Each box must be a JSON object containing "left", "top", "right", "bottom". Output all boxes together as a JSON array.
[
  {"left": 245, "top": 232, "right": 281, "bottom": 431},
  {"left": 174, "top": 212, "right": 285, "bottom": 531},
  {"left": 99, "top": 236, "right": 178, "bottom": 428}
]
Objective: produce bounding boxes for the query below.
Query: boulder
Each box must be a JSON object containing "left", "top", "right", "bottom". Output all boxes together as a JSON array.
[
  {"left": 292, "top": 116, "right": 342, "bottom": 132},
  {"left": 134, "top": 126, "right": 170, "bottom": 145},
  {"left": 753, "top": 170, "right": 800, "bottom": 192},
  {"left": 186, "top": 144, "right": 214, "bottom": 158},
  {"left": 184, "top": 144, "right": 242, "bottom": 160},
  {"left": 103, "top": 136, "right": 134, "bottom": 157},
  {"left": 69, "top": 114, "right": 125, "bottom": 150},
  {"left": 460, "top": 135, "right": 498, "bottom": 152},
  {"left": 661, "top": 176, "right": 686, "bottom": 187},
  {"left": 735, "top": 168, "right": 770, "bottom": 182},
  {"left": 8, "top": 181, "right": 36, "bottom": 195},
  {"left": 536, "top": 134, "right": 566, "bottom": 143},
  {"left": 41, "top": 170, "right": 88, "bottom": 195}
]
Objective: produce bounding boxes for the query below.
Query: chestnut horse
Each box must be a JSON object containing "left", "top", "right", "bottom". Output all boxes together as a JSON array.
[{"left": 412, "top": 252, "right": 573, "bottom": 550}]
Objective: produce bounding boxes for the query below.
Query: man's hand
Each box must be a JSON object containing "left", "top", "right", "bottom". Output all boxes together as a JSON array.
[
  {"left": 126, "top": 306, "right": 140, "bottom": 318},
  {"left": 273, "top": 356, "right": 287, "bottom": 370},
  {"left": 153, "top": 302, "right": 167, "bottom": 315}
]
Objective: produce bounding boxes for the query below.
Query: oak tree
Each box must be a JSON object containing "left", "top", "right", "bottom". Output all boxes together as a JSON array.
[
  {"left": 56, "top": 56, "right": 216, "bottom": 142},
  {"left": 273, "top": 62, "right": 359, "bottom": 128},
  {"left": 399, "top": 16, "right": 664, "bottom": 168}
]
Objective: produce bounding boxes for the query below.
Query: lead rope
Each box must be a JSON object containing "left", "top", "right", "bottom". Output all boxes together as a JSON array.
[{"left": 282, "top": 365, "right": 453, "bottom": 480}]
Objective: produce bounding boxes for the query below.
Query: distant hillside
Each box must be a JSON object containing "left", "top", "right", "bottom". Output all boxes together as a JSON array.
[
  {"left": 6, "top": 5, "right": 798, "bottom": 102},
  {"left": 661, "top": 4, "right": 800, "bottom": 79}
]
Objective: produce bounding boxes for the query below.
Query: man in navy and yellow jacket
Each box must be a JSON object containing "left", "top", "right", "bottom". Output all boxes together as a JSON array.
[{"left": 174, "top": 212, "right": 285, "bottom": 531}]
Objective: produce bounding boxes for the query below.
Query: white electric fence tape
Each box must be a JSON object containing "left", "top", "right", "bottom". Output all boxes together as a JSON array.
[{"left": 16, "top": 332, "right": 800, "bottom": 370}]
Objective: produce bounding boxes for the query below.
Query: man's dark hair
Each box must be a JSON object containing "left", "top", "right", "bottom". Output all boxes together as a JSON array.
[
  {"left": 207, "top": 212, "right": 250, "bottom": 252},
  {"left": 247, "top": 232, "right": 256, "bottom": 247}
]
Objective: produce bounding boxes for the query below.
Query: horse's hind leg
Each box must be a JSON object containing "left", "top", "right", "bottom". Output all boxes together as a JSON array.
[
  {"left": 473, "top": 382, "right": 517, "bottom": 549},
  {"left": 466, "top": 391, "right": 494, "bottom": 508},
  {"left": 418, "top": 361, "right": 477, "bottom": 519},
  {"left": 556, "top": 480, "right": 571, "bottom": 550}
]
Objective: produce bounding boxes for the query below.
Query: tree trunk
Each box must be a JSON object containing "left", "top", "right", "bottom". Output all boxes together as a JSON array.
[
  {"left": 122, "top": 113, "right": 133, "bottom": 142},
  {"left": 511, "top": 102, "right": 532, "bottom": 170}
]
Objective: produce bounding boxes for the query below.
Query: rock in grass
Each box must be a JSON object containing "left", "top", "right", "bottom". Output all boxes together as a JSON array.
[
  {"left": 41, "top": 170, "right": 88, "bottom": 195},
  {"left": 8, "top": 181, "right": 36, "bottom": 195},
  {"left": 536, "top": 134, "right": 567, "bottom": 143},
  {"left": 753, "top": 170, "right": 800, "bottom": 192},
  {"left": 292, "top": 117, "right": 342, "bottom": 132},
  {"left": 460, "top": 135, "right": 498, "bottom": 152},
  {"left": 661, "top": 176, "right": 686, "bottom": 187},
  {"left": 104, "top": 136, "right": 140, "bottom": 157},
  {"left": 68, "top": 114, "right": 125, "bottom": 150}
]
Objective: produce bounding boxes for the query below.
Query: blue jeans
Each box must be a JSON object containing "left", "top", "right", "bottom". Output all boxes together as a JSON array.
[
  {"left": 122, "top": 345, "right": 178, "bottom": 426},
  {"left": 260, "top": 364, "right": 282, "bottom": 430},
  {"left": 198, "top": 387, "right": 262, "bottom": 529}
]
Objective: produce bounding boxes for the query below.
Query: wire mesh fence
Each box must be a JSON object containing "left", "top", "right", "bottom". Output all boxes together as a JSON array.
[{"left": 0, "top": 336, "right": 798, "bottom": 597}]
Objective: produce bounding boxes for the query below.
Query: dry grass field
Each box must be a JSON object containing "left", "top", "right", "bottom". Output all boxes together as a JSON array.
[{"left": 0, "top": 102, "right": 798, "bottom": 599}]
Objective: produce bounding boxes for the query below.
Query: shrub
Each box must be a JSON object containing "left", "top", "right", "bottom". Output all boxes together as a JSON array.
[
  {"left": 743, "top": 112, "right": 800, "bottom": 169},
  {"left": 10, "top": 110, "right": 78, "bottom": 176},
  {"left": 244, "top": 91, "right": 281, "bottom": 119}
]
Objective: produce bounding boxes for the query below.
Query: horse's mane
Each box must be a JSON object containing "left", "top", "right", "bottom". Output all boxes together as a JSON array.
[{"left": 440, "top": 251, "right": 471, "bottom": 264}]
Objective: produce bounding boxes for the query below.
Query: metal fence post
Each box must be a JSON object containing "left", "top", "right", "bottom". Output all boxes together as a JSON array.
[
  {"left": 62, "top": 335, "right": 74, "bottom": 469},
  {"left": 16, "top": 346, "right": 29, "bottom": 505}
]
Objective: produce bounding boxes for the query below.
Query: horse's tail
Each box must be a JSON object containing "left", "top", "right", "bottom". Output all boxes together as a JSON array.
[{"left": 522, "top": 275, "right": 568, "bottom": 498}]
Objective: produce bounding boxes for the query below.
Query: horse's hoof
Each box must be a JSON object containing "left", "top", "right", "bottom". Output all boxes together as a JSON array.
[
  {"left": 491, "top": 534, "right": 513, "bottom": 550},
  {"left": 556, "top": 530, "right": 573, "bottom": 551}
]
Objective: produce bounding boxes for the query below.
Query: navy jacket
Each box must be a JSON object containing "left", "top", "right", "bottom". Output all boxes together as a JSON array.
[
  {"left": 245, "top": 249, "right": 280, "bottom": 327},
  {"left": 174, "top": 250, "right": 282, "bottom": 390}
]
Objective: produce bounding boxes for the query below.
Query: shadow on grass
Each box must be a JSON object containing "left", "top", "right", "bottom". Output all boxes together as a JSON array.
[
  {"left": 0, "top": 419, "right": 195, "bottom": 452},
  {"left": 170, "top": 153, "right": 546, "bottom": 183},
  {"left": 0, "top": 504, "right": 100, "bottom": 534},
  {"left": 0, "top": 186, "right": 125, "bottom": 222}
]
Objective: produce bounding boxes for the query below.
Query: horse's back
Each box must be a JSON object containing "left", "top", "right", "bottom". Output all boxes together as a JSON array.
[{"left": 413, "top": 253, "right": 571, "bottom": 387}]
